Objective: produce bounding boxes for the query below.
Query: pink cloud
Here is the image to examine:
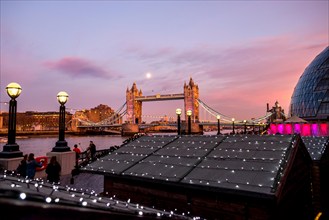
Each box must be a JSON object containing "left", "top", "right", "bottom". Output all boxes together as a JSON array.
[
  {"left": 44, "top": 57, "right": 111, "bottom": 78},
  {"left": 122, "top": 33, "right": 327, "bottom": 120}
]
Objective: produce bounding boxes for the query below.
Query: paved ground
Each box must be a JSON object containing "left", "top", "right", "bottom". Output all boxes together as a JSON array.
[{"left": 60, "top": 172, "right": 104, "bottom": 194}]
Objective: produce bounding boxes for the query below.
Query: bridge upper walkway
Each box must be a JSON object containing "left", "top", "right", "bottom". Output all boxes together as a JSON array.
[{"left": 135, "top": 93, "right": 184, "bottom": 101}]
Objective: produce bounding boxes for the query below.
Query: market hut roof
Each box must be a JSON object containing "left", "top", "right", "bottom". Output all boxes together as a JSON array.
[{"left": 82, "top": 134, "right": 300, "bottom": 196}]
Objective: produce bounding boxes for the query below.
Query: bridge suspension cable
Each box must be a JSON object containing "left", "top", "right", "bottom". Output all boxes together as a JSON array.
[{"left": 197, "top": 98, "right": 275, "bottom": 124}]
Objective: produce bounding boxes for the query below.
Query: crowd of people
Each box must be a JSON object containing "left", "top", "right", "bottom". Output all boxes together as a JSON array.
[
  {"left": 16, "top": 141, "right": 97, "bottom": 183},
  {"left": 17, "top": 153, "right": 43, "bottom": 179}
]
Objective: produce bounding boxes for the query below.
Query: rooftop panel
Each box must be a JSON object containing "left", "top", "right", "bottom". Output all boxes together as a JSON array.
[{"left": 83, "top": 134, "right": 295, "bottom": 195}]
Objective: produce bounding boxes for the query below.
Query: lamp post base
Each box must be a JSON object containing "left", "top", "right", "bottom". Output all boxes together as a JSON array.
[
  {"left": 52, "top": 140, "right": 70, "bottom": 152},
  {"left": 0, "top": 143, "right": 23, "bottom": 158}
]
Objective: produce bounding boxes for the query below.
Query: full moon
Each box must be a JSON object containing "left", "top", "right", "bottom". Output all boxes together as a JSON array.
[{"left": 146, "top": 72, "right": 152, "bottom": 79}]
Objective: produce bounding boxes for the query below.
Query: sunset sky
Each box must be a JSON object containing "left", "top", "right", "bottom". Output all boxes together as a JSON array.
[{"left": 1, "top": 1, "right": 328, "bottom": 122}]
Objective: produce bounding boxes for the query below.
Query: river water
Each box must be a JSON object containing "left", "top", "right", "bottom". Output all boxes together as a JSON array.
[
  {"left": 10, "top": 131, "right": 219, "bottom": 157},
  {"left": 12, "top": 135, "right": 127, "bottom": 157}
]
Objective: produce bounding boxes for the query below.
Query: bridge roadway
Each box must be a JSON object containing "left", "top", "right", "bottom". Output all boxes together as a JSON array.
[{"left": 135, "top": 93, "right": 184, "bottom": 101}]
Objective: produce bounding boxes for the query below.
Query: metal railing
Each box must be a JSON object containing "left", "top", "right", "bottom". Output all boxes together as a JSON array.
[{"left": 75, "top": 146, "right": 120, "bottom": 168}]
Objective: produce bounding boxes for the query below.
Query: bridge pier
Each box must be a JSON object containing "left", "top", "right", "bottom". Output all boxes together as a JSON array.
[
  {"left": 121, "top": 123, "right": 139, "bottom": 136},
  {"left": 182, "top": 123, "right": 203, "bottom": 135}
]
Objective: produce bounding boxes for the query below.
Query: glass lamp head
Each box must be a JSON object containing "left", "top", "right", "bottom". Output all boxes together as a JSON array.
[
  {"left": 187, "top": 110, "right": 192, "bottom": 116},
  {"left": 217, "top": 115, "right": 221, "bottom": 120},
  {"left": 57, "top": 91, "right": 69, "bottom": 105},
  {"left": 243, "top": 120, "right": 247, "bottom": 123},
  {"left": 6, "top": 82, "right": 22, "bottom": 99},
  {"left": 232, "top": 118, "right": 235, "bottom": 122},
  {"left": 176, "top": 108, "right": 182, "bottom": 116}
]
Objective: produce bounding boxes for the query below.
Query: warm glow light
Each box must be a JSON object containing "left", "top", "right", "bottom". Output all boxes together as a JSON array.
[
  {"left": 187, "top": 110, "right": 192, "bottom": 116},
  {"left": 6, "top": 82, "right": 22, "bottom": 99},
  {"left": 217, "top": 115, "right": 220, "bottom": 120},
  {"left": 176, "top": 108, "right": 182, "bottom": 115},
  {"left": 146, "top": 72, "right": 152, "bottom": 79},
  {"left": 57, "top": 91, "right": 69, "bottom": 105},
  {"left": 232, "top": 118, "right": 235, "bottom": 122}
]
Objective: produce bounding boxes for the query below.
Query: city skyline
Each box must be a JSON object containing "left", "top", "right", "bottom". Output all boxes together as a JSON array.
[{"left": 1, "top": 1, "right": 328, "bottom": 122}]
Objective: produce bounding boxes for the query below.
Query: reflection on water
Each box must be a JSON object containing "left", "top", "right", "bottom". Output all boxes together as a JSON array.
[{"left": 15, "top": 135, "right": 127, "bottom": 157}]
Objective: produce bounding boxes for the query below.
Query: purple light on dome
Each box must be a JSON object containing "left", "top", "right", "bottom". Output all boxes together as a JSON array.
[{"left": 311, "top": 124, "right": 319, "bottom": 136}]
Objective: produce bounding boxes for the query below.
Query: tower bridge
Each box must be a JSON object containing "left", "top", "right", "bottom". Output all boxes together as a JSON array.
[{"left": 73, "top": 77, "right": 282, "bottom": 135}]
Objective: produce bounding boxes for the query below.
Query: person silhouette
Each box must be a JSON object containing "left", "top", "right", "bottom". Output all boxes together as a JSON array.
[{"left": 46, "top": 156, "right": 61, "bottom": 184}]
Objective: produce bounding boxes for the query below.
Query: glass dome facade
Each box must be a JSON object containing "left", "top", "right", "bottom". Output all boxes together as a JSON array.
[{"left": 290, "top": 46, "right": 329, "bottom": 121}]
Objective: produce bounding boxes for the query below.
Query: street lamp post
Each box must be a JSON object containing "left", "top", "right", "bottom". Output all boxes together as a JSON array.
[
  {"left": 232, "top": 118, "right": 235, "bottom": 134},
  {"left": 243, "top": 120, "right": 247, "bottom": 134},
  {"left": 52, "top": 91, "right": 70, "bottom": 152},
  {"left": 0, "top": 82, "right": 23, "bottom": 158},
  {"left": 176, "top": 108, "right": 182, "bottom": 135},
  {"left": 217, "top": 115, "right": 221, "bottom": 135},
  {"left": 187, "top": 110, "right": 192, "bottom": 135},
  {"left": 260, "top": 123, "right": 263, "bottom": 133}
]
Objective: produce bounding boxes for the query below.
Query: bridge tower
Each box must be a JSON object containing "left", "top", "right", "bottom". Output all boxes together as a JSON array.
[
  {"left": 267, "top": 101, "right": 286, "bottom": 123},
  {"left": 184, "top": 78, "right": 200, "bottom": 122},
  {"left": 126, "top": 82, "right": 142, "bottom": 124}
]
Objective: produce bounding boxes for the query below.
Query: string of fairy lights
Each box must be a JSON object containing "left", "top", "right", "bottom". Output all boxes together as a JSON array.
[{"left": 0, "top": 172, "right": 199, "bottom": 219}]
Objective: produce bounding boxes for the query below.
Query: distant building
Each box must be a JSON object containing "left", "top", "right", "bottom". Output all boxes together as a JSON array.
[
  {"left": 0, "top": 111, "right": 72, "bottom": 132},
  {"left": 290, "top": 46, "right": 329, "bottom": 121}
]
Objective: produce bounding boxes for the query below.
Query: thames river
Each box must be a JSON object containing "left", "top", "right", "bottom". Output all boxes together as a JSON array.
[{"left": 12, "top": 135, "right": 127, "bottom": 157}]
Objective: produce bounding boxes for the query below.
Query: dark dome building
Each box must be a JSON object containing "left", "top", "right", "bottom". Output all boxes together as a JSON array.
[{"left": 290, "top": 46, "right": 329, "bottom": 121}]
